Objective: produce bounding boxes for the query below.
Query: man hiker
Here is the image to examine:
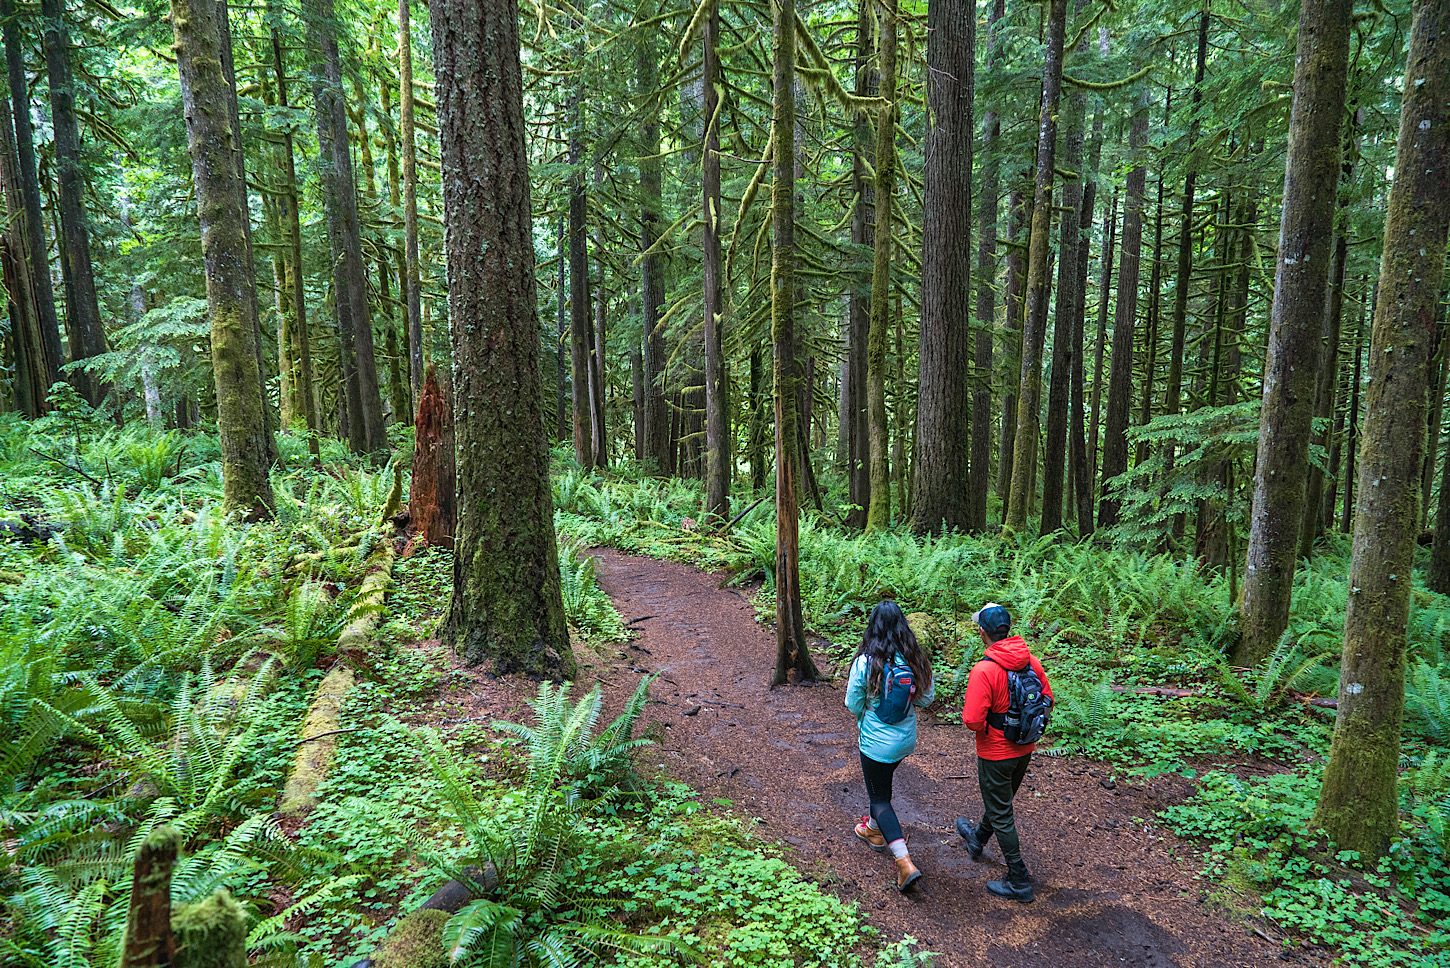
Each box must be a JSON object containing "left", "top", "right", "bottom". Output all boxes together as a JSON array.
[{"left": 956, "top": 602, "right": 1054, "bottom": 902}]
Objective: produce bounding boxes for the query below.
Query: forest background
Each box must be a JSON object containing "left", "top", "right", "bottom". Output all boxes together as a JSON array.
[{"left": 4, "top": 0, "right": 1450, "bottom": 964}]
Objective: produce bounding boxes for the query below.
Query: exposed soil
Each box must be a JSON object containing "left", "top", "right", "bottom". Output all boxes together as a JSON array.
[{"left": 583, "top": 548, "right": 1327, "bottom": 968}]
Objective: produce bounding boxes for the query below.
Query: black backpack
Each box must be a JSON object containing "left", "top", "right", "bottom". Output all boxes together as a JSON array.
[{"left": 983, "top": 656, "right": 1052, "bottom": 744}]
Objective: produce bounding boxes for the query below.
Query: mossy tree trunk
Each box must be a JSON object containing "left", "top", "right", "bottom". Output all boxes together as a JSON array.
[
  {"left": 0, "top": 93, "right": 45, "bottom": 417},
  {"left": 1088, "top": 186, "right": 1118, "bottom": 497},
  {"left": 1098, "top": 92, "right": 1149, "bottom": 530},
  {"left": 270, "top": 19, "right": 319, "bottom": 451},
  {"left": 702, "top": 0, "right": 729, "bottom": 522},
  {"left": 431, "top": 0, "right": 574, "bottom": 679},
  {"left": 41, "top": 0, "right": 106, "bottom": 406},
  {"left": 1315, "top": 0, "right": 1450, "bottom": 856},
  {"left": 1237, "top": 0, "right": 1354, "bottom": 666},
  {"left": 567, "top": 90, "right": 594, "bottom": 469},
  {"left": 1004, "top": 0, "right": 1068, "bottom": 534},
  {"left": 172, "top": 0, "right": 276, "bottom": 516},
  {"left": 968, "top": 0, "right": 1005, "bottom": 534},
  {"left": 399, "top": 0, "right": 425, "bottom": 409},
  {"left": 1, "top": 0, "right": 60, "bottom": 400},
  {"left": 997, "top": 187, "right": 1029, "bottom": 508},
  {"left": 770, "top": 0, "right": 817, "bottom": 686},
  {"left": 309, "top": 0, "right": 388, "bottom": 453},
  {"left": 864, "top": 0, "right": 899, "bottom": 533},
  {"left": 910, "top": 0, "right": 973, "bottom": 536},
  {"left": 1069, "top": 110, "right": 1104, "bottom": 535},
  {"left": 120, "top": 826, "right": 179, "bottom": 968},
  {"left": 639, "top": 2, "right": 670, "bottom": 475},
  {"left": 842, "top": 0, "right": 875, "bottom": 530}
]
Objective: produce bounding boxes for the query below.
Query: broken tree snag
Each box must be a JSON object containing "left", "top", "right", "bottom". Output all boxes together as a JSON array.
[
  {"left": 120, "top": 826, "right": 180, "bottom": 968},
  {"left": 410, "top": 362, "right": 455, "bottom": 550}
]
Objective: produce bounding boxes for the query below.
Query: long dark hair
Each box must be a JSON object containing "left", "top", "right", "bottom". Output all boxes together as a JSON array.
[{"left": 855, "top": 600, "right": 933, "bottom": 698}]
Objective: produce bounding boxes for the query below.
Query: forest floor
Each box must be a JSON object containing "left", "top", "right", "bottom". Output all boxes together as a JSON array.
[{"left": 573, "top": 548, "right": 1322, "bottom": 968}]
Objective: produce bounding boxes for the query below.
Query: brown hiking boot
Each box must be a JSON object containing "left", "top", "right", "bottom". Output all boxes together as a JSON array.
[
  {"left": 854, "top": 818, "right": 886, "bottom": 852},
  {"left": 895, "top": 854, "right": 923, "bottom": 891}
]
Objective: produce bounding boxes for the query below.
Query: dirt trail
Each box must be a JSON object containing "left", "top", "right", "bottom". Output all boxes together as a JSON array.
[{"left": 589, "top": 549, "right": 1320, "bottom": 968}]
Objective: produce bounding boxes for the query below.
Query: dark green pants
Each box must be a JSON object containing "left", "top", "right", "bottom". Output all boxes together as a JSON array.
[{"left": 976, "top": 754, "right": 1031, "bottom": 869}]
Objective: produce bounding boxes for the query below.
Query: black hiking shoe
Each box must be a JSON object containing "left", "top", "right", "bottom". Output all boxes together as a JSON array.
[
  {"left": 955, "top": 817, "right": 984, "bottom": 861},
  {"left": 987, "top": 863, "right": 1035, "bottom": 903}
]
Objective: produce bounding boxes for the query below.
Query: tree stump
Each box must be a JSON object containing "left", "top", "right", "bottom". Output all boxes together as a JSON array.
[
  {"left": 120, "top": 826, "right": 179, "bottom": 968},
  {"left": 410, "top": 362, "right": 455, "bottom": 549}
]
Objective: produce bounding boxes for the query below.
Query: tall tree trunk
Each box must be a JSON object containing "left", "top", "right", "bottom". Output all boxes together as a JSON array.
[
  {"left": 1315, "top": 0, "right": 1450, "bottom": 856},
  {"left": 431, "top": 0, "right": 573, "bottom": 678},
  {"left": 842, "top": 0, "right": 875, "bottom": 529},
  {"left": 1236, "top": 0, "right": 1353, "bottom": 666},
  {"left": 309, "top": 0, "right": 387, "bottom": 452},
  {"left": 911, "top": 0, "right": 973, "bottom": 535},
  {"left": 1006, "top": 0, "right": 1068, "bottom": 534},
  {"left": 2, "top": 0, "right": 60, "bottom": 398},
  {"left": 770, "top": 0, "right": 817, "bottom": 685},
  {"left": 1431, "top": 426, "right": 1450, "bottom": 593},
  {"left": 997, "top": 187, "right": 1029, "bottom": 506},
  {"left": 1421, "top": 298, "right": 1449, "bottom": 524},
  {"left": 589, "top": 214, "right": 607, "bottom": 468},
  {"left": 0, "top": 94, "right": 44, "bottom": 417},
  {"left": 171, "top": 0, "right": 276, "bottom": 516},
  {"left": 865, "top": 0, "right": 899, "bottom": 532},
  {"left": 41, "top": 0, "right": 105, "bottom": 405},
  {"left": 1341, "top": 289, "right": 1365, "bottom": 532},
  {"left": 702, "top": 0, "right": 728, "bottom": 521},
  {"left": 1139, "top": 172, "right": 1164, "bottom": 471},
  {"left": 638, "top": 5, "right": 670, "bottom": 476},
  {"left": 398, "top": 0, "right": 424, "bottom": 408},
  {"left": 1301, "top": 229, "right": 1352, "bottom": 557},
  {"left": 1089, "top": 187, "right": 1118, "bottom": 488},
  {"left": 567, "top": 95, "right": 593, "bottom": 468},
  {"left": 968, "top": 0, "right": 1005, "bottom": 534},
  {"left": 1098, "top": 93, "right": 1149, "bottom": 530},
  {"left": 1163, "top": 9, "right": 1211, "bottom": 491},
  {"left": 1070, "top": 109, "right": 1104, "bottom": 535}
]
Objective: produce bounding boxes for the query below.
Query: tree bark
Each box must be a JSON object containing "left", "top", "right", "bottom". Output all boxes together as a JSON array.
[
  {"left": 309, "top": 0, "right": 387, "bottom": 453},
  {"left": 841, "top": 0, "right": 876, "bottom": 530},
  {"left": 1005, "top": 0, "right": 1068, "bottom": 534},
  {"left": 270, "top": 19, "right": 320, "bottom": 447},
  {"left": 0, "top": 93, "right": 44, "bottom": 417},
  {"left": 1089, "top": 187, "right": 1118, "bottom": 489},
  {"left": 172, "top": 0, "right": 276, "bottom": 516},
  {"left": 639, "top": 3, "right": 670, "bottom": 475},
  {"left": 702, "top": 0, "right": 728, "bottom": 521},
  {"left": 1342, "top": 289, "right": 1366, "bottom": 532},
  {"left": 398, "top": 0, "right": 425, "bottom": 409},
  {"left": 911, "top": 0, "right": 973, "bottom": 536},
  {"left": 119, "top": 827, "right": 179, "bottom": 968},
  {"left": 1139, "top": 172, "right": 1164, "bottom": 471},
  {"left": 431, "top": 0, "right": 574, "bottom": 678},
  {"left": 968, "top": 0, "right": 1006, "bottom": 534},
  {"left": 1098, "top": 93, "right": 1149, "bottom": 530},
  {"left": 1163, "top": 9, "right": 1211, "bottom": 492},
  {"left": 410, "top": 363, "right": 455, "bottom": 549},
  {"left": 41, "top": 0, "right": 106, "bottom": 406},
  {"left": 770, "top": 0, "right": 817, "bottom": 686},
  {"left": 997, "top": 187, "right": 1029, "bottom": 507},
  {"left": 1, "top": 0, "right": 60, "bottom": 400},
  {"left": 567, "top": 94, "right": 593, "bottom": 468},
  {"left": 865, "top": 0, "right": 899, "bottom": 532},
  {"left": 1237, "top": 0, "right": 1353, "bottom": 667},
  {"left": 1315, "top": 0, "right": 1450, "bottom": 857},
  {"left": 1070, "top": 110, "right": 1104, "bottom": 535}
]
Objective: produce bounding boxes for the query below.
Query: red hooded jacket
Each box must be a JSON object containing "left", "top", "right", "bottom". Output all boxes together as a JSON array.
[{"left": 961, "top": 635, "right": 1053, "bottom": 760}]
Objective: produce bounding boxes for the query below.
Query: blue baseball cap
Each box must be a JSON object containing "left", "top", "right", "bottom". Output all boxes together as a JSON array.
[{"left": 972, "top": 603, "right": 1012, "bottom": 636}]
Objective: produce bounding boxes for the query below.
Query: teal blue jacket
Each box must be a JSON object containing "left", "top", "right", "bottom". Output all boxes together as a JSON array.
[{"left": 845, "top": 653, "right": 934, "bottom": 764}]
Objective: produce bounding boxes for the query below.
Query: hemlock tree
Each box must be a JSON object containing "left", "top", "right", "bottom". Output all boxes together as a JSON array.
[
  {"left": 1315, "top": 0, "right": 1450, "bottom": 858},
  {"left": 700, "top": 0, "right": 729, "bottom": 523},
  {"left": 430, "top": 0, "right": 574, "bottom": 679},
  {"left": 170, "top": 0, "right": 275, "bottom": 517},
  {"left": 910, "top": 0, "right": 973, "bottom": 537},
  {"left": 1004, "top": 0, "right": 1068, "bottom": 534},
  {"left": 1237, "top": 0, "right": 1354, "bottom": 666},
  {"left": 864, "top": 0, "right": 899, "bottom": 532},
  {"left": 771, "top": 0, "right": 817, "bottom": 686}
]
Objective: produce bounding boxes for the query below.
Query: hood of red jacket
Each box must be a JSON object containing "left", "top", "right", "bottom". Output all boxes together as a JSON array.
[{"left": 984, "top": 635, "right": 1031, "bottom": 671}]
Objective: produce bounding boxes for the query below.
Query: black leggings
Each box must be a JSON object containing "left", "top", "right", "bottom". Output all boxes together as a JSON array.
[{"left": 860, "top": 753, "right": 904, "bottom": 844}]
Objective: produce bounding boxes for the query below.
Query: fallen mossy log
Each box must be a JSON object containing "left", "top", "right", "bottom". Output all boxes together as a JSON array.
[{"left": 277, "top": 542, "right": 395, "bottom": 814}]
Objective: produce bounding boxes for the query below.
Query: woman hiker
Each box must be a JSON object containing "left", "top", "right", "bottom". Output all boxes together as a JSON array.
[{"left": 845, "top": 600, "right": 934, "bottom": 891}]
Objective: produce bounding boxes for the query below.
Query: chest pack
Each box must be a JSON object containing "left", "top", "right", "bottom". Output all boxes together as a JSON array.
[
  {"left": 983, "top": 656, "right": 1052, "bottom": 744},
  {"left": 874, "top": 657, "right": 916, "bottom": 725}
]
